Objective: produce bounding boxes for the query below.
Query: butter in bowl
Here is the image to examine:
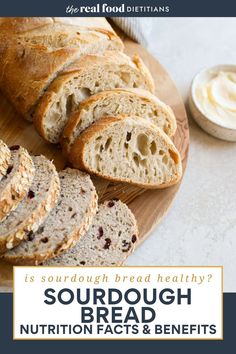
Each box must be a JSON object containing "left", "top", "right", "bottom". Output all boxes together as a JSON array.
[{"left": 189, "top": 65, "right": 236, "bottom": 141}]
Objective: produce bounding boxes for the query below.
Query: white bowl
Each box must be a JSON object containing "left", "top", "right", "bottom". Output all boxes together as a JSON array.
[{"left": 189, "top": 64, "right": 236, "bottom": 142}]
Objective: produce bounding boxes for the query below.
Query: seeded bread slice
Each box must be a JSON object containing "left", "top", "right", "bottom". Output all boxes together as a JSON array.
[
  {"left": 61, "top": 88, "right": 177, "bottom": 154},
  {"left": 44, "top": 200, "right": 138, "bottom": 267},
  {"left": 3, "top": 168, "right": 98, "bottom": 265},
  {"left": 69, "top": 115, "right": 182, "bottom": 189},
  {"left": 34, "top": 51, "right": 155, "bottom": 144},
  {"left": 0, "top": 146, "right": 35, "bottom": 221},
  {"left": 0, "top": 140, "right": 11, "bottom": 180},
  {"left": 0, "top": 155, "right": 60, "bottom": 254}
]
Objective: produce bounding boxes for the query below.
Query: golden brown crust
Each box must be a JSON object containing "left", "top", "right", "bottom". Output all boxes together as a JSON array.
[
  {"left": 132, "top": 54, "right": 155, "bottom": 93},
  {"left": 0, "top": 17, "right": 53, "bottom": 33},
  {"left": 0, "top": 42, "right": 81, "bottom": 119},
  {"left": 69, "top": 115, "right": 182, "bottom": 189},
  {"left": 0, "top": 147, "right": 35, "bottom": 222},
  {"left": 0, "top": 18, "right": 123, "bottom": 118}
]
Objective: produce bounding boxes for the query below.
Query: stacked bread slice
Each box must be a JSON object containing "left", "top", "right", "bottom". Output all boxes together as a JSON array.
[{"left": 0, "top": 139, "right": 138, "bottom": 265}]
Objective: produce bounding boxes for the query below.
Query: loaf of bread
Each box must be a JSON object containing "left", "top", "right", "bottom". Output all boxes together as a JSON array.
[
  {"left": 34, "top": 51, "right": 155, "bottom": 144},
  {"left": 0, "top": 140, "right": 11, "bottom": 180},
  {"left": 2, "top": 168, "right": 98, "bottom": 265},
  {"left": 69, "top": 115, "right": 182, "bottom": 189},
  {"left": 61, "top": 88, "right": 177, "bottom": 154},
  {"left": 0, "top": 146, "right": 35, "bottom": 221},
  {"left": 0, "top": 17, "right": 123, "bottom": 119},
  {"left": 44, "top": 200, "right": 138, "bottom": 267},
  {"left": 0, "top": 155, "right": 60, "bottom": 254}
]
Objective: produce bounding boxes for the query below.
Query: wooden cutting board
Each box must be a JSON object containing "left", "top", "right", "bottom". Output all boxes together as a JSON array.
[{"left": 0, "top": 37, "right": 189, "bottom": 290}]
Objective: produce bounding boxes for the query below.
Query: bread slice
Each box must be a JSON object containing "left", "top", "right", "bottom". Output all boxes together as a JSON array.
[
  {"left": 61, "top": 88, "right": 177, "bottom": 154},
  {"left": 0, "top": 18, "right": 123, "bottom": 119},
  {"left": 44, "top": 200, "right": 138, "bottom": 267},
  {"left": 0, "top": 140, "right": 11, "bottom": 180},
  {"left": 2, "top": 168, "right": 98, "bottom": 265},
  {"left": 0, "top": 146, "right": 35, "bottom": 221},
  {"left": 34, "top": 51, "right": 155, "bottom": 143},
  {"left": 0, "top": 155, "right": 60, "bottom": 254},
  {"left": 69, "top": 115, "right": 182, "bottom": 189}
]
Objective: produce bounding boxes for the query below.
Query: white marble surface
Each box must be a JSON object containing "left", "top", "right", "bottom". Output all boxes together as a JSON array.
[{"left": 126, "top": 18, "right": 236, "bottom": 292}]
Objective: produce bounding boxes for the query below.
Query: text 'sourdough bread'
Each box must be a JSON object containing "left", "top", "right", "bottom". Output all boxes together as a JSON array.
[
  {"left": 0, "top": 140, "right": 11, "bottom": 181},
  {"left": 0, "top": 17, "right": 123, "bottom": 119},
  {"left": 61, "top": 88, "right": 177, "bottom": 154},
  {"left": 44, "top": 200, "right": 138, "bottom": 267},
  {"left": 69, "top": 115, "right": 182, "bottom": 189},
  {"left": 2, "top": 168, "right": 98, "bottom": 265},
  {"left": 0, "top": 146, "right": 35, "bottom": 221},
  {"left": 0, "top": 156, "right": 60, "bottom": 254},
  {"left": 34, "top": 51, "right": 155, "bottom": 143}
]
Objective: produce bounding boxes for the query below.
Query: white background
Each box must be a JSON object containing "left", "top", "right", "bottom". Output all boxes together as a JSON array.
[
  {"left": 127, "top": 18, "right": 236, "bottom": 292},
  {"left": 14, "top": 267, "right": 222, "bottom": 339}
]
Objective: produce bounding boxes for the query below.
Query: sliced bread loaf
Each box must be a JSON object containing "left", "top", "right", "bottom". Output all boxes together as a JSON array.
[
  {"left": 69, "top": 115, "right": 182, "bottom": 189},
  {"left": 0, "top": 140, "right": 11, "bottom": 180},
  {"left": 0, "top": 146, "right": 35, "bottom": 221},
  {"left": 0, "top": 155, "right": 60, "bottom": 254},
  {"left": 2, "top": 168, "right": 98, "bottom": 265},
  {"left": 0, "top": 18, "right": 123, "bottom": 118},
  {"left": 61, "top": 88, "right": 177, "bottom": 154},
  {"left": 34, "top": 51, "right": 155, "bottom": 144},
  {"left": 44, "top": 200, "right": 138, "bottom": 267}
]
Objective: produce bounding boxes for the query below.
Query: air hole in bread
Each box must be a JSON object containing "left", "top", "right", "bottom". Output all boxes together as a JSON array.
[
  {"left": 133, "top": 82, "right": 138, "bottom": 88},
  {"left": 133, "top": 153, "right": 140, "bottom": 167},
  {"left": 124, "top": 142, "right": 129, "bottom": 149},
  {"left": 80, "top": 88, "right": 91, "bottom": 99},
  {"left": 159, "top": 150, "right": 165, "bottom": 156},
  {"left": 100, "top": 145, "right": 104, "bottom": 153},
  {"left": 137, "top": 134, "right": 149, "bottom": 156},
  {"left": 68, "top": 207, "right": 73, "bottom": 212},
  {"left": 169, "top": 149, "right": 179, "bottom": 164},
  {"left": 121, "top": 72, "right": 130, "bottom": 84},
  {"left": 66, "top": 94, "right": 75, "bottom": 117},
  {"left": 140, "top": 159, "right": 147, "bottom": 167},
  {"left": 41, "top": 237, "right": 48, "bottom": 243},
  {"left": 105, "top": 137, "right": 112, "bottom": 150},
  {"left": 162, "top": 155, "right": 168, "bottom": 165},
  {"left": 126, "top": 132, "right": 132, "bottom": 141},
  {"left": 150, "top": 141, "right": 157, "bottom": 155},
  {"left": 153, "top": 110, "right": 158, "bottom": 116}
]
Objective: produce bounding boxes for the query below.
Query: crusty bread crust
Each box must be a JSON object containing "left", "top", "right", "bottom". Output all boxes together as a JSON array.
[
  {"left": 69, "top": 115, "right": 182, "bottom": 189},
  {"left": 61, "top": 88, "right": 177, "bottom": 154},
  {"left": 0, "top": 157, "right": 60, "bottom": 254},
  {"left": 0, "top": 17, "right": 123, "bottom": 119},
  {"left": 0, "top": 147, "right": 35, "bottom": 222},
  {"left": 0, "top": 140, "right": 11, "bottom": 180}
]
